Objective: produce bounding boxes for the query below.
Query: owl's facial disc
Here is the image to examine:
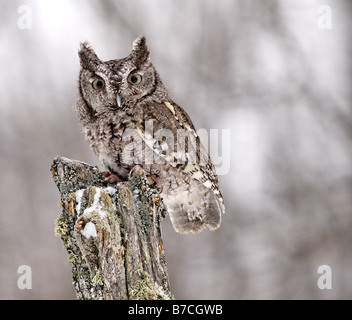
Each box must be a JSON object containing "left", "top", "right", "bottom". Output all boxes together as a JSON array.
[{"left": 116, "top": 93, "right": 122, "bottom": 107}]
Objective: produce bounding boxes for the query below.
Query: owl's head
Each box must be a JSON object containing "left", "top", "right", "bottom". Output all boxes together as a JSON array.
[{"left": 78, "top": 36, "right": 164, "bottom": 114}]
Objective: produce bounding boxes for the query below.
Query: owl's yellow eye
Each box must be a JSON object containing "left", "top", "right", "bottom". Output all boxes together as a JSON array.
[
  {"left": 127, "top": 73, "right": 142, "bottom": 85},
  {"left": 92, "top": 78, "right": 105, "bottom": 90}
]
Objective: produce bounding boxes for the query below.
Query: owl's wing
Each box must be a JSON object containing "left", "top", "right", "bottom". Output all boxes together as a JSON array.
[{"left": 137, "top": 100, "right": 225, "bottom": 233}]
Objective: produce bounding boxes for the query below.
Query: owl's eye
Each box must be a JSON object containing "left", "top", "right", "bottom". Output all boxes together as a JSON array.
[
  {"left": 127, "top": 73, "right": 142, "bottom": 85},
  {"left": 92, "top": 78, "right": 105, "bottom": 90}
]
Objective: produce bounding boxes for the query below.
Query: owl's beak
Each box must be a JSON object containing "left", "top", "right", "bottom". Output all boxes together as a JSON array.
[{"left": 116, "top": 93, "right": 122, "bottom": 108}]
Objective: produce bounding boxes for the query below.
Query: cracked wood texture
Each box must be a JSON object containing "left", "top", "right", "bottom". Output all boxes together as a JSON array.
[{"left": 51, "top": 156, "right": 172, "bottom": 300}]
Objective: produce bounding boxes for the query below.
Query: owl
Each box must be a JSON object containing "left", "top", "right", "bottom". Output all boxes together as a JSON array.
[{"left": 75, "top": 36, "right": 225, "bottom": 234}]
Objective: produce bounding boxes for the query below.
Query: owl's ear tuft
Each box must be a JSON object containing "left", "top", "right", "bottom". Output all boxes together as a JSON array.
[
  {"left": 78, "top": 42, "right": 101, "bottom": 71},
  {"left": 131, "top": 36, "right": 150, "bottom": 65}
]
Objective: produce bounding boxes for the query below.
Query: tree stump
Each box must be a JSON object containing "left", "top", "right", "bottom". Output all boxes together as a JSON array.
[{"left": 50, "top": 156, "right": 173, "bottom": 300}]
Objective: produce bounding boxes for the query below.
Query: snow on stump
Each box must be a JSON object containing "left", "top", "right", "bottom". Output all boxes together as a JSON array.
[{"left": 51, "top": 156, "right": 173, "bottom": 300}]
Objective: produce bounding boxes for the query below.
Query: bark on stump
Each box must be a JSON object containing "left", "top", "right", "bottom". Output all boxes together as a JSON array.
[{"left": 51, "top": 156, "right": 173, "bottom": 300}]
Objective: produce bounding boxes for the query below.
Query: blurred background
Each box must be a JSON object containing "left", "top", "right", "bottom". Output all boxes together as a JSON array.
[{"left": 0, "top": 0, "right": 351, "bottom": 299}]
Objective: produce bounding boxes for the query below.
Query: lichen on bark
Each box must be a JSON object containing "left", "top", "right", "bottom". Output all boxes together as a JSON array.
[{"left": 51, "top": 157, "right": 172, "bottom": 300}]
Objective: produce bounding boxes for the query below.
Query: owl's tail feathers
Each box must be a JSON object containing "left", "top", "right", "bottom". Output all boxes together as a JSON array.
[{"left": 162, "top": 186, "right": 224, "bottom": 234}]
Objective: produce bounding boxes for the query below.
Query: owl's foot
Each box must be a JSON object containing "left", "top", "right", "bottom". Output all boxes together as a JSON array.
[
  {"left": 129, "top": 164, "right": 144, "bottom": 176},
  {"left": 102, "top": 171, "right": 125, "bottom": 183}
]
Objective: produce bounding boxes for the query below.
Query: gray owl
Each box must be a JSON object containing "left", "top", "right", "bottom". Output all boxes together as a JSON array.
[{"left": 75, "top": 36, "right": 225, "bottom": 234}]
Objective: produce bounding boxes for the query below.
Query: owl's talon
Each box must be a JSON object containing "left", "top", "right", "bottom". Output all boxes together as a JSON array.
[
  {"left": 102, "top": 171, "right": 124, "bottom": 183},
  {"left": 129, "top": 165, "right": 144, "bottom": 177},
  {"left": 102, "top": 171, "right": 111, "bottom": 178},
  {"left": 156, "top": 179, "right": 164, "bottom": 193}
]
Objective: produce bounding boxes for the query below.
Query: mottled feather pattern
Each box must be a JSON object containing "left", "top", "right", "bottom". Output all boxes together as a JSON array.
[{"left": 75, "top": 36, "right": 225, "bottom": 233}]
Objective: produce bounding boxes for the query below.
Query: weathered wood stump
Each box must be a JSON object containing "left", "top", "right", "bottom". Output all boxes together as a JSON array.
[{"left": 51, "top": 156, "right": 173, "bottom": 300}]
